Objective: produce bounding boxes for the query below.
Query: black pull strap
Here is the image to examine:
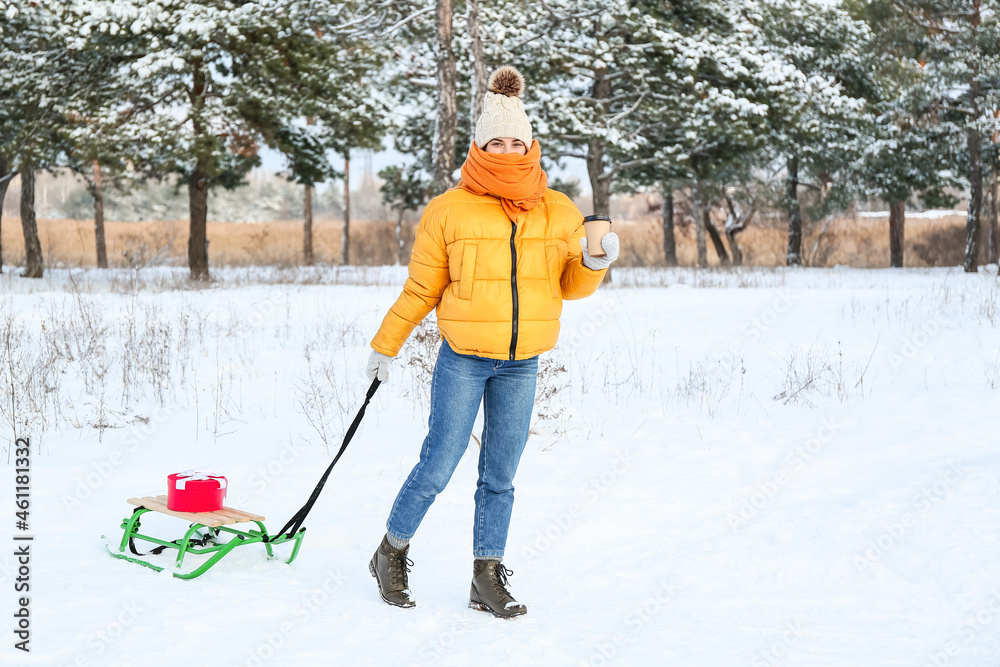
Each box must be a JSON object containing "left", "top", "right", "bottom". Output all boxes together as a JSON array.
[{"left": 270, "top": 377, "right": 381, "bottom": 541}]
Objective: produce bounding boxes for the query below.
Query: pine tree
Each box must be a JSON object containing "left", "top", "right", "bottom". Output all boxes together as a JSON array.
[
  {"left": 1, "top": 0, "right": 123, "bottom": 277},
  {"left": 0, "top": 0, "right": 63, "bottom": 277},
  {"left": 88, "top": 0, "right": 353, "bottom": 280},
  {"left": 273, "top": 22, "right": 388, "bottom": 266},
  {"left": 509, "top": 0, "right": 660, "bottom": 218},
  {"left": 757, "top": 0, "right": 875, "bottom": 267},
  {"left": 374, "top": 0, "right": 477, "bottom": 197},
  {"left": 62, "top": 129, "right": 151, "bottom": 269},
  {"left": 864, "top": 1, "right": 1000, "bottom": 272},
  {"left": 845, "top": 0, "right": 964, "bottom": 268},
  {"left": 559, "top": 1, "right": 794, "bottom": 266}
]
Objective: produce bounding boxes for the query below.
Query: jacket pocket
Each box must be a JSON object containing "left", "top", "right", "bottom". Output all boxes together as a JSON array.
[
  {"left": 545, "top": 243, "right": 565, "bottom": 299},
  {"left": 459, "top": 242, "right": 477, "bottom": 299}
]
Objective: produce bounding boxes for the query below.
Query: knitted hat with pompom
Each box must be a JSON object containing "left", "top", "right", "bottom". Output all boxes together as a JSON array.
[{"left": 474, "top": 66, "right": 532, "bottom": 149}]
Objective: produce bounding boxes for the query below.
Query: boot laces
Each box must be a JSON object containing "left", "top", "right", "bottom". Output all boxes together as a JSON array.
[
  {"left": 491, "top": 562, "right": 515, "bottom": 598},
  {"left": 388, "top": 551, "right": 412, "bottom": 587}
]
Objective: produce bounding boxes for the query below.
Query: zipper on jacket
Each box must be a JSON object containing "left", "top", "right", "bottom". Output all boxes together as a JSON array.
[{"left": 508, "top": 220, "right": 519, "bottom": 361}]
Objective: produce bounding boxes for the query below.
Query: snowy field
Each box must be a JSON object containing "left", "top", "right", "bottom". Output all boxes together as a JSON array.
[{"left": 2, "top": 265, "right": 1000, "bottom": 666}]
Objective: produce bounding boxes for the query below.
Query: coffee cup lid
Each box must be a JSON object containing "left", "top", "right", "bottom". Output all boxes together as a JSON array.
[{"left": 583, "top": 215, "right": 612, "bottom": 223}]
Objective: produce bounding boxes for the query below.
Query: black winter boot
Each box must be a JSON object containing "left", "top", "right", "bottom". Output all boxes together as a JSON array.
[
  {"left": 369, "top": 535, "right": 415, "bottom": 608},
  {"left": 469, "top": 559, "right": 527, "bottom": 618}
]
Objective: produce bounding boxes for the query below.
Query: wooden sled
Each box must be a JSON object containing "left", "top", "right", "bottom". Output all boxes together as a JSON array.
[{"left": 103, "top": 495, "right": 305, "bottom": 579}]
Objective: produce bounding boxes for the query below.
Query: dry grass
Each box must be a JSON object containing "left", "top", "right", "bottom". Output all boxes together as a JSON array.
[
  {"left": 0, "top": 211, "right": 978, "bottom": 269},
  {"left": 616, "top": 211, "right": 975, "bottom": 268},
  {"left": 0, "top": 217, "right": 417, "bottom": 268}
]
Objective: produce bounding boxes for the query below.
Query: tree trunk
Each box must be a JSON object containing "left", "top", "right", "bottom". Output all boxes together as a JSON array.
[
  {"left": 341, "top": 154, "right": 351, "bottom": 265},
  {"left": 304, "top": 114, "right": 316, "bottom": 266},
  {"left": 989, "top": 163, "right": 998, "bottom": 265},
  {"left": 92, "top": 161, "right": 108, "bottom": 268},
  {"left": 188, "top": 56, "right": 210, "bottom": 281},
  {"left": 964, "top": 131, "right": 982, "bottom": 273},
  {"left": 963, "top": 3, "right": 981, "bottom": 273},
  {"left": 978, "top": 175, "right": 992, "bottom": 265},
  {"left": 303, "top": 183, "right": 314, "bottom": 265},
  {"left": 786, "top": 155, "right": 802, "bottom": 266},
  {"left": 468, "top": 0, "right": 487, "bottom": 137},
  {"left": 661, "top": 188, "right": 677, "bottom": 267},
  {"left": 0, "top": 156, "right": 11, "bottom": 274},
  {"left": 432, "top": 0, "right": 457, "bottom": 193},
  {"left": 888, "top": 199, "right": 905, "bottom": 268},
  {"left": 727, "top": 231, "right": 744, "bottom": 266},
  {"left": 396, "top": 207, "right": 406, "bottom": 266},
  {"left": 187, "top": 167, "right": 209, "bottom": 280},
  {"left": 724, "top": 198, "right": 751, "bottom": 267},
  {"left": 704, "top": 212, "right": 730, "bottom": 266},
  {"left": 584, "top": 66, "right": 613, "bottom": 283},
  {"left": 693, "top": 179, "right": 708, "bottom": 267},
  {"left": 19, "top": 166, "right": 44, "bottom": 278},
  {"left": 588, "top": 167, "right": 611, "bottom": 217},
  {"left": 586, "top": 68, "right": 612, "bottom": 217}
]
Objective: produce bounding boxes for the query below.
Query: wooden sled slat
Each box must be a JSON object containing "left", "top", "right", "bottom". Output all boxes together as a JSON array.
[{"left": 127, "top": 495, "right": 265, "bottom": 527}]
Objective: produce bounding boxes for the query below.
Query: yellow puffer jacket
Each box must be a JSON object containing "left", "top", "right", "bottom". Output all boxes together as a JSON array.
[{"left": 371, "top": 187, "right": 607, "bottom": 360}]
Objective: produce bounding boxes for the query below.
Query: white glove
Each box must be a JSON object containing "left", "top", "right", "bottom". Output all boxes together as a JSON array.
[
  {"left": 366, "top": 350, "right": 394, "bottom": 382},
  {"left": 580, "top": 232, "right": 620, "bottom": 271}
]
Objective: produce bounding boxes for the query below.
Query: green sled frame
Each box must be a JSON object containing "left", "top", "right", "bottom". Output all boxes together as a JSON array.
[{"left": 104, "top": 495, "right": 305, "bottom": 580}]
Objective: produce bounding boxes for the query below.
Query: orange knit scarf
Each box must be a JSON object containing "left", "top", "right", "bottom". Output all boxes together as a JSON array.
[{"left": 457, "top": 140, "right": 548, "bottom": 221}]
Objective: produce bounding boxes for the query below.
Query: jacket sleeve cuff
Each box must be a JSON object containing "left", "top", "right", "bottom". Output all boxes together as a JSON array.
[
  {"left": 560, "top": 255, "right": 607, "bottom": 299},
  {"left": 371, "top": 309, "right": 419, "bottom": 357}
]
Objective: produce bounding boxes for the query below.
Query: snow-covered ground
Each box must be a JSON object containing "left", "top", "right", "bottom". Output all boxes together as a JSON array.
[{"left": 2, "top": 265, "right": 1000, "bottom": 666}]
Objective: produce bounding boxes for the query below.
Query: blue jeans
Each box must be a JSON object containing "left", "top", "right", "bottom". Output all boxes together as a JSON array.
[{"left": 386, "top": 341, "right": 539, "bottom": 558}]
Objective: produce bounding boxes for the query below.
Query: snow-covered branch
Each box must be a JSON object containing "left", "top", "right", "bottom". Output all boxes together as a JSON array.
[
  {"left": 539, "top": 0, "right": 602, "bottom": 23},
  {"left": 889, "top": 0, "right": 961, "bottom": 34},
  {"left": 406, "top": 77, "right": 437, "bottom": 89},
  {"left": 382, "top": 6, "right": 434, "bottom": 37},
  {"left": 607, "top": 91, "right": 648, "bottom": 125},
  {"left": 604, "top": 157, "right": 659, "bottom": 180}
]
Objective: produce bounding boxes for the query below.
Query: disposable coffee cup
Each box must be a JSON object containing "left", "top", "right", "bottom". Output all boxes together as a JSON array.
[{"left": 583, "top": 215, "right": 612, "bottom": 257}]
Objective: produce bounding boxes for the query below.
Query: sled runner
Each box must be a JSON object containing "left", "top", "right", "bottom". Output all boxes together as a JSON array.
[{"left": 103, "top": 495, "right": 305, "bottom": 579}]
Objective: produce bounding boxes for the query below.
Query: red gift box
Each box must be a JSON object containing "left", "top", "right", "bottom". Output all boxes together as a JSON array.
[{"left": 167, "top": 471, "right": 228, "bottom": 512}]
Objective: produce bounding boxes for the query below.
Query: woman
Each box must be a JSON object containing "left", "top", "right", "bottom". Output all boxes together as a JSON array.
[{"left": 366, "top": 66, "right": 619, "bottom": 618}]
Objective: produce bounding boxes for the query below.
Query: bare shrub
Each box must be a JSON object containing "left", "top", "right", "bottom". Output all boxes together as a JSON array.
[
  {"left": 243, "top": 227, "right": 271, "bottom": 258},
  {"left": 987, "top": 350, "right": 1000, "bottom": 391},
  {"left": 207, "top": 331, "right": 244, "bottom": 442},
  {"left": 294, "top": 343, "right": 348, "bottom": 453},
  {"left": 773, "top": 342, "right": 870, "bottom": 407},
  {"left": 350, "top": 220, "right": 398, "bottom": 265},
  {"left": 398, "top": 317, "right": 442, "bottom": 410},
  {"left": 293, "top": 313, "right": 368, "bottom": 451},
  {"left": 615, "top": 222, "right": 667, "bottom": 267},
  {"left": 910, "top": 223, "right": 966, "bottom": 267},
  {"left": 119, "top": 227, "right": 178, "bottom": 268},
  {"left": 119, "top": 296, "right": 174, "bottom": 406},
  {"left": 0, "top": 309, "right": 59, "bottom": 443},
  {"left": 535, "top": 355, "right": 568, "bottom": 423},
  {"left": 672, "top": 356, "right": 746, "bottom": 418}
]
